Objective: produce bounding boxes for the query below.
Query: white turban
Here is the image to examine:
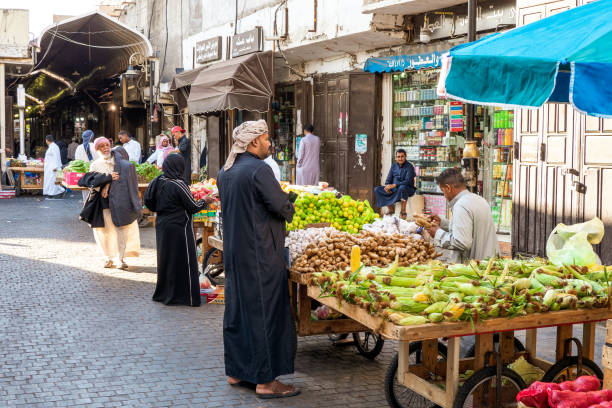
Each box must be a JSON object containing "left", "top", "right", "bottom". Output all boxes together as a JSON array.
[{"left": 223, "top": 119, "right": 268, "bottom": 171}]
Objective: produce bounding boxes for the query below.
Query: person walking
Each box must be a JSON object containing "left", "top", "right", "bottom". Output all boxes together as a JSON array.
[
  {"left": 296, "top": 124, "right": 320, "bottom": 185},
  {"left": 171, "top": 125, "right": 191, "bottom": 184},
  {"left": 67, "top": 138, "right": 79, "bottom": 161},
  {"left": 55, "top": 138, "right": 69, "bottom": 166},
  {"left": 79, "top": 138, "right": 141, "bottom": 269},
  {"left": 218, "top": 120, "right": 299, "bottom": 399},
  {"left": 42, "top": 135, "right": 66, "bottom": 198},
  {"left": 145, "top": 134, "right": 174, "bottom": 168},
  {"left": 426, "top": 168, "right": 498, "bottom": 263},
  {"left": 144, "top": 154, "right": 214, "bottom": 306},
  {"left": 118, "top": 130, "right": 142, "bottom": 163},
  {"left": 75, "top": 130, "right": 99, "bottom": 201}
]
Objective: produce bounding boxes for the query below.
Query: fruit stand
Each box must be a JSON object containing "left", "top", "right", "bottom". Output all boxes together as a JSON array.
[
  {"left": 307, "top": 260, "right": 612, "bottom": 408},
  {"left": 8, "top": 166, "right": 44, "bottom": 194}
]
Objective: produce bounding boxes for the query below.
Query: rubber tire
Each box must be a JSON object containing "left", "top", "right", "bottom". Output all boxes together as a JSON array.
[
  {"left": 203, "top": 248, "right": 222, "bottom": 271},
  {"left": 328, "top": 333, "right": 349, "bottom": 342},
  {"left": 384, "top": 341, "right": 447, "bottom": 408},
  {"left": 452, "top": 366, "right": 526, "bottom": 408},
  {"left": 352, "top": 332, "right": 384, "bottom": 359},
  {"left": 541, "top": 356, "right": 603, "bottom": 383},
  {"left": 464, "top": 334, "right": 525, "bottom": 358}
]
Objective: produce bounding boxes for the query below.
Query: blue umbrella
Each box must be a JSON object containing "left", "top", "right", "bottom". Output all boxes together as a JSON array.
[{"left": 441, "top": 0, "right": 612, "bottom": 118}]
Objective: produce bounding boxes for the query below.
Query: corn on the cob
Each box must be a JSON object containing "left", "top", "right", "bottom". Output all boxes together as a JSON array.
[
  {"left": 398, "top": 315, "right": 428, "bottom": 325},
  {"left": 350, "top": 245, "right": 361, "bottom": 273}
]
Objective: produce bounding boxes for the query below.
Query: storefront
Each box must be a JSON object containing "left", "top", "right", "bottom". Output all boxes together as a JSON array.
[{"left": 366, "top": 51, "right": 514, "bottom": 235}]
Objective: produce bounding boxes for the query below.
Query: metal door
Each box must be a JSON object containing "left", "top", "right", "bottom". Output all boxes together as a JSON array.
[{"left": 348, "top": 72, "right": 381, "bottom": 203}]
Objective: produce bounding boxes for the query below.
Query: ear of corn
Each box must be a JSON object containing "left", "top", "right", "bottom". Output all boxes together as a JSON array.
[
  {"left": 350, "top": 245, "right": 361, "bottom": 273},
  {"left": 398, "top": 315, "right": 428, "bottom": 326}
]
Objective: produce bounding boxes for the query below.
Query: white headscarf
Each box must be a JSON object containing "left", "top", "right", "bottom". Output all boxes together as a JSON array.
[{"left": 223, "top": 119, "right": 268, "bottom": 171}]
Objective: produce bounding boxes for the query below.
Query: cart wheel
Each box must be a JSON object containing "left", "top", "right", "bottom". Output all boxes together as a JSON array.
[
  {"left": 464, "top": 334, "right": 525, "bottom": 358},
  {"left": 328, "top": 333, "right": 349, "bottom": 342},
  {"left": 384, "top": 342, "right": 447, "bottom": 408},
  {"left": 452, "top": 366, "right": 526, "bottom": 408},
  {"left": 541, "top": 356, "right": 603, "bottom": 383},
  {"left": 203, "top": 248, "right": 222, "bottom": 268},
  {"left": 353, "top": 332, "right": 384, "bottom": 359}
]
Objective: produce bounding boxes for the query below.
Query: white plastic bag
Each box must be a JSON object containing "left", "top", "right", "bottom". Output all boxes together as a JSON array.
[{"left": 546, "top": 217, "right": 604, "bottom": 266}]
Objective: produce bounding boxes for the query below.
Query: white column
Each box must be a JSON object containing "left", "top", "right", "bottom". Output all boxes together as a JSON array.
[
  {"left": 0, "top": 63, "right": 6, "bottom": 184},
  {"left": 380, "top": 73, "right": 393, "bottom": 185}
]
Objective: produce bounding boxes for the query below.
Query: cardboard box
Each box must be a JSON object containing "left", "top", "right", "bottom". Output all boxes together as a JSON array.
[{"left": 0, "top": 190, "right": 16, "bottom": 199}]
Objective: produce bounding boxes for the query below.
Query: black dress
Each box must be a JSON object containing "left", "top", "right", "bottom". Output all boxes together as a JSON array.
[
  {"left": 218, "top": 152, "right": 296, "bottom": 384},
  {"left": 145, "top": 155, "right": 206, "bottom": 306}
]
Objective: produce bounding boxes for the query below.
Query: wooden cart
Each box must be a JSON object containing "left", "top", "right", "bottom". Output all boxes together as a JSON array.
[
  {"left": 9, "top": 166, "right": 44, "bottom": 194},
  {"left": 206, "top": 236, "right": 386, "bottom": 358},
  {"left": 310, "top": 285, "right": 611, "bottom": 408}
]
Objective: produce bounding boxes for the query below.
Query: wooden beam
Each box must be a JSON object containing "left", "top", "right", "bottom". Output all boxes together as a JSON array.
[
  {"left": 474, "top": 332, "right": 494, "bottom": 371},
  {"left": 500, "top": 331, "right": 516, "bottom": 364},
  {"left": 298, "top": 284, "right": 312, "bottom": 336},
  {"left": 446, "top": 337, "right": 461, "bottom": 407},
  {"left": 583, "top": 322, "right": 596, "bottom": 360},
  {"left": 402, "top": 371, "right": 448, "bottom": 408},
  {"left": 422, "top": 339, "right": 439, "bottom": 373},
  {"left": 302, "top": 319, "right": 369, "bottom": 336},
  {"left": 525, "top": 328, "right": 538, "bottom": 357}
]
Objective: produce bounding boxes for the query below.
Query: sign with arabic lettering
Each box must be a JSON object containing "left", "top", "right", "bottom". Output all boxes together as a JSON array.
[
  {"left": 195, "top": 36, "right": 222, "bottom": 64},
  {"left": 414, "top": 0, "right": 516, "bottom": 41},
  {"left": 364, "top": 51, "right": 444, "bottom": 73},
  {"left": 231, "top": 27, "right": 263, "bottom": 58}
]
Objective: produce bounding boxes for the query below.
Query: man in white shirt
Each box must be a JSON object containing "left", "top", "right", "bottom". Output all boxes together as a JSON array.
[
  {"left": 118, "top": 130, "right": 141, "bottom": 163},
  {"left": 263, "top": 144, "right": 281, "bottom": 183}
]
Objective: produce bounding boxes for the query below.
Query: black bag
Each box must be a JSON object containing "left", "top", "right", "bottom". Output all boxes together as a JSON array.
[{"left": 79, "top": 189, "right": 105, "bottom": 228}]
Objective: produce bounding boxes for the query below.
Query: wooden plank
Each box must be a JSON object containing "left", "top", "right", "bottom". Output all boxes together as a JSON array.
[
  {"left": 556, "top": 324, "right": 573, "bottom": 361},
  {"left": 398, "top": 340, "right": 411, "bottom": 385},
  {"left": 303, "top": 319, "right": 369, "bottom": 336},
  {"left": 500, "top": 331, "right": 516, "bottom": 364},
  {"left": 583, "top": 322, "right": 596, "bottom": 360},
  {"left": 298, "top": 285, "right": 312, "bottom": 336},
  {"left": 529, "top": 356, "right": 554, "bottom": 371},
  {"left": 308, "top": 286, "right": 612, "bottom": 341},
  {"left": 445, "top": 337, "right": 461, "bottom": 407},
  {"left": 401, "top": 371, "right": 448, "bottom": 408},
  {"left": 208, "top": 236, "right": 223, "bottom": 251},
  {"left": 525, "top": 328, "right": 538, "bottom": 357},
  {"left": 474, "top": 333, "right": 494, "bottom": 371},
  {"left": 604, "top": 320, "right": 612, "bottom": 390},
  {"left": 289, "top": 270, "right": 312, "bottom": 285}
]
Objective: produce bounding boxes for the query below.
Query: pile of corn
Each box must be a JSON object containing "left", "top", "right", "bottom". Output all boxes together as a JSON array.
[{"left": 310, "top": 256, "right": 611, "bottom": 326}]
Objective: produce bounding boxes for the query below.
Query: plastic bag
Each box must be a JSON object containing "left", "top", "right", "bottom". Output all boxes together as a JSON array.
[
  {"left": 546, "top": 217, "right": 604, "bottom": 267},
  {"left": 508, "top": 356, "right": 545, "bottom": 386}
]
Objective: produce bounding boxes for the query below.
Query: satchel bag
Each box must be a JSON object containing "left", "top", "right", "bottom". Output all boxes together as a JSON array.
[{"left": 79, "top": 189, "right": 104, "bottom": 227}]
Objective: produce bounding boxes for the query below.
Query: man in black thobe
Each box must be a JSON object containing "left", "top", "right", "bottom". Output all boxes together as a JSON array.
[{"left": 218, "top": 120, "right": 299, "bottom": 399}]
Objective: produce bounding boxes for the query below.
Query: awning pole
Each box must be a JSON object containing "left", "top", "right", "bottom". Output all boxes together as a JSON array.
[
  {"left": 0, "top": 63, "right": 6, "bottom": 186},
  {"left": 465, "top": 0, "right": 477, "bottom": 142}
]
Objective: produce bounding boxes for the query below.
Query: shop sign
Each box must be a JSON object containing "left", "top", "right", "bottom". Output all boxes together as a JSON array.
[
  {"left": 364, "top": 51, "right": 444, "bottom": 73},
  {"left": 231, "top": 27, "right": 262, "bottom": 58},
  {"left": 414, "top": 0, "right": 516, "bottom": 41},
  {"left": 195, "top": 36, "right": 222, "bottom": 64}
]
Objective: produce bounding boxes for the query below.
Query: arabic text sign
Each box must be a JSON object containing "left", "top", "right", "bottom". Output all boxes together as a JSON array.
[
  {"left": 231, "top": 27, "right": 262, "bottom": 58},
  {"left": 195, "top": 36, "right": 222, "bottom": 64},
  {"left": 364, "top": 52, "right": 444, "bottom": 72}
]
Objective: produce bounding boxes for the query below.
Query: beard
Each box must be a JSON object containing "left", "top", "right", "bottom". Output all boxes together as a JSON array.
[{"left": 101, "top": 151, "right": 111, "bottom": 159}]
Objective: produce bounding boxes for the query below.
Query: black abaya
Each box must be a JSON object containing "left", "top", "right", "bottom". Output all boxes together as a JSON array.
[
  {"left": 218, "top": 152, "right": 295, "bottom": 384},
  {"left": 145, "top": 155, "right": 206, "bottom": 306}
]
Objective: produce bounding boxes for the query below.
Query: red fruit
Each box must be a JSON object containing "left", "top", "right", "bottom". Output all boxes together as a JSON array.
[
  {"left": 517, "top": 381, "right": 561, "bottom": 408},
  {"left": 548, "top": 389, "right": 612, "bottom": 408}
]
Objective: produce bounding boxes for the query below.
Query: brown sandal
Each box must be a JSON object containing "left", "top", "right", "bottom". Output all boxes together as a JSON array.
[{"left": 256, "top": 381, "right": 300, "bottom": 399}]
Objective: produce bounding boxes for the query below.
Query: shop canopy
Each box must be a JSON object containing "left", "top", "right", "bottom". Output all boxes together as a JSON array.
[
  {"left": 174, "top": 51, "right": 273, "bottom": 114},
  {"left": 440, "top": 0, "right": 612, "bottom": 118}
]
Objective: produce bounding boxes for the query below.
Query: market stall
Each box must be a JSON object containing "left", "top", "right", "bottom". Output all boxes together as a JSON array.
[
  {"left": 306, "top": 256, "right": 612, "bottom": 407},
  {"left": 6, "top": 158, "right": 46, "bottom": 194}
]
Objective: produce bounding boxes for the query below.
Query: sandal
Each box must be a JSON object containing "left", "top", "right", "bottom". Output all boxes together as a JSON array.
[
  {"left": 118, "top": 262, "right": 129, "bottom": 270},
  {"left": 103, "top": 260, "right": 114, "bottom": 268},
  {"left": 256, "top": 381, "right": 300, "bottom": 399},
  {"left": 400, "top": 212, "right": 408, "bottom": 220}
]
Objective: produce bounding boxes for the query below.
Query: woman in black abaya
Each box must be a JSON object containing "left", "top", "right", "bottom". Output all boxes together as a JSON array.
[{"left": 144, "top": 154, "right": 214, "bottom": 306}]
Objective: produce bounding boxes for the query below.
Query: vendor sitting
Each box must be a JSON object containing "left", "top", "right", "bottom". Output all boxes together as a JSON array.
[{"left": 374, "top": 149, "right": 416, "bottom": 218}]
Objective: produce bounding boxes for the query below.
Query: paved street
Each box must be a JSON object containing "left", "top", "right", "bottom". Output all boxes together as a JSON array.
[{"left": 0, "top": 194, "right": 607, "bottom": 408}]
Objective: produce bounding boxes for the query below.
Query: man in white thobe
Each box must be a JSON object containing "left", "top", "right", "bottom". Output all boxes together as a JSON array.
[
  {"left": 426, "top": 168, "right": 498, "bottom": 263},
  {"left": 296, "top": 124, "right": 320, "bottom": 186},
  {"left": 43, "top": 135, "right": 66, "bottom": 197},
  {"left": 118, "top": 130, "right": 141, "bottom": 163}
]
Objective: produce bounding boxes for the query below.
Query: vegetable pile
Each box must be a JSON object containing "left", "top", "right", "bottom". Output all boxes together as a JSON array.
[
  {"left": 517, "top": 376, "right": 607, "bottom": 408},
  {"left": 134, "top": 162, "right": 161, "bottom": 182},
  {"left": 291, "top": 230, "right": 439, "bottom": 273},
  {"left": 63, "top": 160, "right": 90, "bottom": 173},
  {"left": 362, "top": 215, "right": 421, "bottom": 238},
  {"left": 287, "top": 192, "right": 379, "bottom": 233},
  {"left": 310, "top": 258, "right": 611, "bottom": 326},
  {"left": 190, "top": 179, "right": 218, "bottom": 200},
  {"left": 286, "top": 227, "right": 337, "bottom": 262}
]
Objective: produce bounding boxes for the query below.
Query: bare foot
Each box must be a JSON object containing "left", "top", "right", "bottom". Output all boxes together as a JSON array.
[
  {"left": 256, "top": 380, "right": 299, "bottom": 399},
  {"left": 227, "top": 376, "right": 241, "bottom": 385}
]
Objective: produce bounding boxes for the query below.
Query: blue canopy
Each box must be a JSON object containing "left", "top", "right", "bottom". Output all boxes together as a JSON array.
[
  {"left": 364, "top": 52, "right": 444, "bottom": 73},
  {"left": 442, "top": 0, "right": 612, "bottom": 118}
]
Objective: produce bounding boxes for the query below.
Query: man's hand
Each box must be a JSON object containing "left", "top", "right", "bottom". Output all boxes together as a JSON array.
[
  {"left": 431, "top": 215, "right": 441, "bottom": 227},
  {"left": 101, "top": 184, "right": 110, "bottom": 198},
  {"left": 383, "top": 184, "right": 394, "bottom": 193},
  {"left": 426, "top": 225, "right": 439, "bottom": 237},
  {"left": 111, "top": 172, "right": 119, "bottom": 181}
]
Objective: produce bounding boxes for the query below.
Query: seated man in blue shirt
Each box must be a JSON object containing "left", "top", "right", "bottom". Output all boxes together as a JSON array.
[{"left": 374, "top": 149, "right": 416, "bottom": 219}]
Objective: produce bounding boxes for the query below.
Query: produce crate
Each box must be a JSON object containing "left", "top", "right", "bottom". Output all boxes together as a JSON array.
[
  {"left": 137, "top": 175, "right": 148, "bottom": 184},
  {"left": 64, "top": 171, "right": 85, "bottom": 186}
]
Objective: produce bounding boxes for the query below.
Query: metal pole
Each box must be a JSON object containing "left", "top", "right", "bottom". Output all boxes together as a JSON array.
[
  {"left": 0, "top": 63, "right": 6, "bottom": 185},
  {"left": 466, "top": 0, "right": 477, "bottom": 141},
  {"left": 150, "top": 59, "right": 154, "bottom": 149},
  {"left": 19, "top": 109, "right": 24, "bottom": 157}
]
